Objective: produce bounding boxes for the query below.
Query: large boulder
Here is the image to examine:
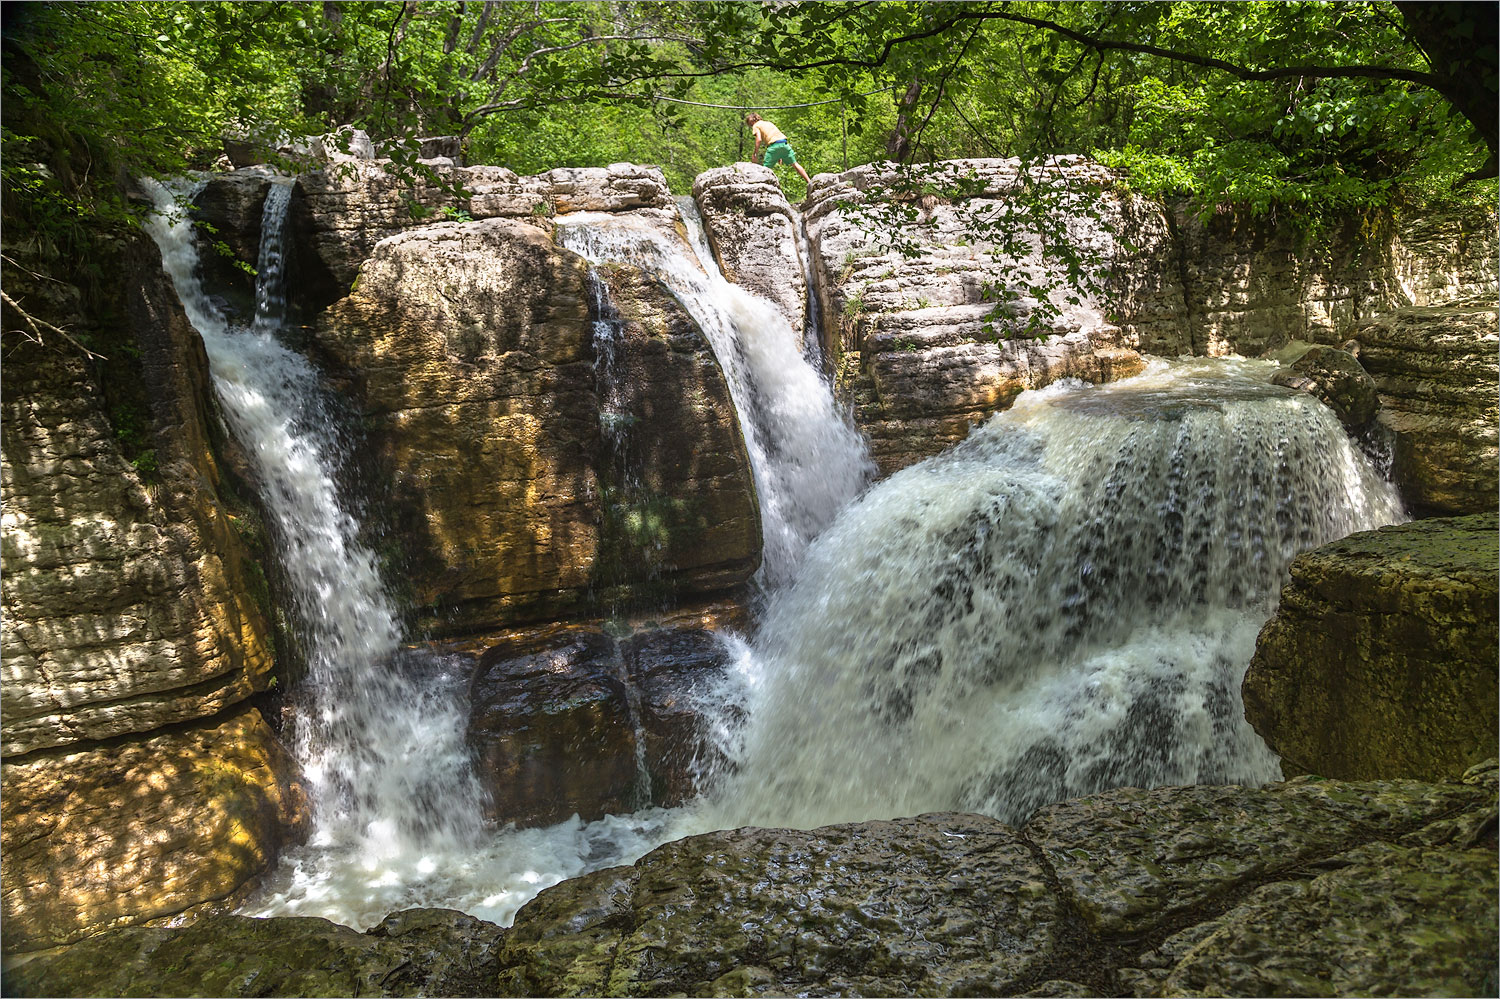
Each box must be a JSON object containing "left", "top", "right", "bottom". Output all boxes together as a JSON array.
[
  {"left": 312, "top": 217, "right": 759, "bottom": 634},
  {"left": 288, "top": 162, "right": 672, "bottom": 308},
  {"left": 692, "top": 164, "right": 808, "bottom": 337},
  {"left": 1270, "top": 344, "right": 1380, "bottom": 428},
  {"left": 10, "top": 768, "right": 1494, "bottom": 997},
  {"left": 1341, "top": 302, "right": 1498, "bottom": 516},
  {"left": 1, "top": 705, "right": 307, "bottom": 952},
  {"left": 1243, "top": 514, "right": 1499, "bottom": 780}
]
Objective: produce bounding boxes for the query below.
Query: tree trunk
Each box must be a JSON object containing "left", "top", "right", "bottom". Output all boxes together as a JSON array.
[{"left": 886, "top": 78, "right": 923, "bottom": 161}]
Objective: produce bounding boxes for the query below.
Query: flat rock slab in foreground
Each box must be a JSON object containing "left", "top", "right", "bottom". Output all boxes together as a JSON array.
[{"left": 7, "top": 767, "right": 1495, "bottom": 998}]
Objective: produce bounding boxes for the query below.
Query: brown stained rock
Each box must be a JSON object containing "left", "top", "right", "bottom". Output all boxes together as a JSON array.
[
  {"left": 1, "top": 243, "right": 276, "bottom": 756},
  {"left": 466, "top": 621, "right": 737, "bottom": 825},
  {"left": 1242, "top": 514, "right": 1499, "bottom": 781},
  {"left": 313, "top": 217, "right": 757, "bottom": 635},
  {"left": 692, "top": 164, "right": 808, "bottom": 338},
  {"left": 467, "top": 633, "right": 641, "bottom": 828},
  {"left": 1343, "top": 303, "right": 1498, "bottom": 516},
  {"left": 622, "top": 627, "right": 736, "bottom": 807},
  {"left": 0, "top": 705, "right": 307, "bottom": 952}
]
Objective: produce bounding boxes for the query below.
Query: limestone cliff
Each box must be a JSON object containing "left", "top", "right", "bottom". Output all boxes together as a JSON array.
[
  {"left": 310, "top": 213, "right": 758, "bottom": 635},
  {"left": 0, "top": 238, "right": 303, "bottom": 950}
]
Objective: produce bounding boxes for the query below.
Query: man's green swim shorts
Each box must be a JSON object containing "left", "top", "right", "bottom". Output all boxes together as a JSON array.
[{"left": 763, "top": 140, "right": 798, "bottom": 167}]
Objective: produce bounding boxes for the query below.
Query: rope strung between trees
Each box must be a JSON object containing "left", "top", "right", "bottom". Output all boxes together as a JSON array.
[{"left": 637, "top": 85, "right": 898, "bottom": 111}]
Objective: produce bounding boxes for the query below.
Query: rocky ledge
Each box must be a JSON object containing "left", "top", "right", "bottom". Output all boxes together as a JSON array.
[
  {"left": 1243, "top": 513, "right": 1499, "bottom": 782},
  {"left": 8, "top": 764, "right": 1495, "bottom": 998}
]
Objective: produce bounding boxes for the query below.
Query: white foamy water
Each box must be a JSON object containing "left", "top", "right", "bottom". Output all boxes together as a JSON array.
[
  {"left": 556, "top": 203, "right": 875, "bottom": 587},
  {"left": 682, "top": 358, "right": 1408, "bottom": 831}
]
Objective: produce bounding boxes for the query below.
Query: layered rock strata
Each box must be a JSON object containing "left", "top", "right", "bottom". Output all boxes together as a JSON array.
[
  {"left": 1, "top": 242, "right": 297, "bottom": 950},
  {"left": 1338, "top": 303, "right": 1498, "bottom": 516},
  {"left": 10, "top": 765, "right": 1494, "bottom": 998},
  {"left": 1243, "top": 514, "right": 1499, "bottom": 781},
  {"left": 762, "top": 157, "right": 1495, "bottom": 475},
  {"left": 289, "top": 162, "right": 672, "bottom": 309},
  {"left": 312, "top": 216, "right": 758, "bottom": 635},
  {"left": 1, "top": 706, "right": 307, "bottom": 952},
  {"left": 795, "top": 157, "right": 1150, "bottom": 473}
]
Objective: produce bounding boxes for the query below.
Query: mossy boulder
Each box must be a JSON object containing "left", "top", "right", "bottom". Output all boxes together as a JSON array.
[{"left": 1243, "top": 513, "right": 1499, "bottom": 781}]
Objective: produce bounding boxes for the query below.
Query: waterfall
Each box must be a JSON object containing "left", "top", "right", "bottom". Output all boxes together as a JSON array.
[
  {"left": 556, "top": 202, "right": 874, "bottom": 587},
  {"left": 142, "top": 178, "right": 527, "bottom": 926},
  {"left": 684, "top": 359, "right": 1407, "bottom": 831}
]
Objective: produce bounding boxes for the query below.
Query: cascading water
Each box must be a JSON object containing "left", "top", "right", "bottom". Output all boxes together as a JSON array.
[
  {"left": 141, "top": 179, "right": 671, "bottom": 928},
  {"left": 142, "top": 175, "right": 1408, "bottom": 932},
  {"left": 684, "top": 359, "right": 1407, "bottom": 832},
  {"left": 555, "top": 202, "right": 874, "bottom": 587}
]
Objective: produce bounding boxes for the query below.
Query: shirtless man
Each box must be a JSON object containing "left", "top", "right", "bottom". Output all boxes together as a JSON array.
[{"left": 745, "top": 113, "right": 811, "bottom": 183}]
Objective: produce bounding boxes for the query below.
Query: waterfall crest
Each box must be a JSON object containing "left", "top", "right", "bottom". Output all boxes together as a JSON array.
[
  {"left": 556, "top": 203, "right": 874, "bottom": 586},
  {"left": 688, "top": 359, "right": 1407, "bottom": 830}
]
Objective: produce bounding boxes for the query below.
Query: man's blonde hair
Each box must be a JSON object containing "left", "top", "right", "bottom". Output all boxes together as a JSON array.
[{"left": 744, "top": 113, "right": 761, "bottom": 125}]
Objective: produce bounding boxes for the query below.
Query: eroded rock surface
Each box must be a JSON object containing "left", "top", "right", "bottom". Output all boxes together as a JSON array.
[
  {"left": 288, "top": 161, "right": 671, "bottom": 307},
  {"left": 312, "top": 217, "right": 757, "bottom": 634},
  {"left": 692, "top": 164, "right": 808, "bottom": 336},
  {"left": 1, "top": 248, "right": 275, "bottom": 756},
  {"left": 1270, "top": 344, "right": 1380, "bottom": 428},
  {"left": 801, "top": 157, "right": 1149, "bottom": 473},
  {"left": 466, "top": 620, "right": 735, "bottom": 826},
  {"left": 1, "top": 706, "right": 306, "bottom": 952},
  {"left": 10, "top": 769, "right": 1494, "bottom": 998},
  {"left": 1339, "top": 303, "right": 1499, "bottom": 516},
  {"left": 1243, "top": 514, "right": 1499, "bottom": 781}
]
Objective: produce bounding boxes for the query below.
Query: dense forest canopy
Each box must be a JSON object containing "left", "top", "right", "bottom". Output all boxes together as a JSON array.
[{"left": 3, "top": 1, "right": 1495, "bottom": 258}]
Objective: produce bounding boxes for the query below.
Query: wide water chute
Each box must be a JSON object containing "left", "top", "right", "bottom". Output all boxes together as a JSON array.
[{"left": 688, "top": 359, "right": 1407, "bottom": 830}]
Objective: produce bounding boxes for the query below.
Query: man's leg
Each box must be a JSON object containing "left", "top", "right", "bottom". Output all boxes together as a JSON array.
[{"left": 795, "top": 162, "right": 811, "bottom": 182}]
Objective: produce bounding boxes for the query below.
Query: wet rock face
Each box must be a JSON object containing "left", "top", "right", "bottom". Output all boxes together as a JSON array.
[
  {"left": 1342, "top": 303, "right": 1498, "bottom": 516},
  {"left": 468, "top": 632, "right": 642, "bottom": 828},
  {"left": 1243, "top": 514, "right": 1499, "bottom": 781},
  {"left": 1270, "top": 344, "right": 1380, "bottom": 428},
  {"left": 312, "top": 217, "right": 757, "bottom": 635},
  {"left": 4, "top": 908, "right": 505, "bottom": 999},
  {"left": 12, "top": 769, "right": 1495, "bottom": 998},
  {"left": 692, "top": 164, "right": 808, "bottom": 337},
  {"left": 1, "top": 706, "right": 307, "bottom": 952},
  {"left": 466, "top": 623, "right": 734, "bottom": 827}
]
